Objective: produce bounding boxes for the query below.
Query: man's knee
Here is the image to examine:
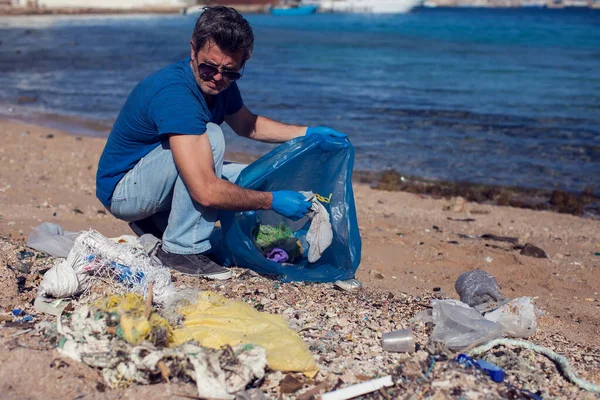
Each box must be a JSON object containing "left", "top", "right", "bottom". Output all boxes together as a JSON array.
[{"left": 206, "top": 122, "right": 225, "bottom": 159}]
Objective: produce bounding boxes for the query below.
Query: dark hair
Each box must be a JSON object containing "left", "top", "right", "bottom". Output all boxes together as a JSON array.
[{"left": 192, "top": 6, "right": 254, "bottom": 63}]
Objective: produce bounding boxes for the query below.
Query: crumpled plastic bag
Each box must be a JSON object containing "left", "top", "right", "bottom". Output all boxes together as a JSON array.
[
  {"left": 39, "top": 245, "right": 90, "bottom": 298},
  {"left": 484, "top": 297, "right": 537, "bottom": 338},
  {"left": 172, "top": 291, "right": 318, "bottom": 377},
  {"left": 431, "top": 299, "right": 503, "bottom": 351},
  {"left": 455, "top": 269, "right": 504, "bottom": 307},
  {"left": 27, "top": 222, "right": 81, "bottom": 258},
  {"left": 301, "top": 191, "right": 333, "bottom": 263}
]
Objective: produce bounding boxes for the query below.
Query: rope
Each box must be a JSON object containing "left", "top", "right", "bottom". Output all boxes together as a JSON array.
[{"left": 468, "top": 338, "right": 600, "bottom": 393}]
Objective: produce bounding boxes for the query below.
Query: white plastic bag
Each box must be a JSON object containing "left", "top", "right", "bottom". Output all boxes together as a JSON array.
[
  {"left": 484, "top": 297, "right": 537, "bottom": 338},
  {"left": 431, "top": 299, "right": 503, "bottom": 351},
  {"left": 39, "top": 247, "right": 90, "bottom": 298},
  {"left": 27, "top": 222, "right": 81, "bottom": 258},
  {"left": 300, "top": 191, "right": 333, "bottom": 263}
]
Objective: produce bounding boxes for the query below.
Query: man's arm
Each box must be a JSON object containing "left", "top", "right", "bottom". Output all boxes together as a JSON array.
[
  {"left": 225, "top": 105, "right": 306, "bottom": 143},
  {"left": 170, "top": 132, "right": 272, "bottom": 210}
]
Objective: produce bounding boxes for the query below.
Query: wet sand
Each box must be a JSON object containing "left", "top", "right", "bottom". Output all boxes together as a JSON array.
[{"left": 0, "top": 118, "right": 599, "bottom": 350}]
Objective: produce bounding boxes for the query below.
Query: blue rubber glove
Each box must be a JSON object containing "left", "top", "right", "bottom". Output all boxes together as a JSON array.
[
  {"left": 271, "top": 191, "right": 311, "bottom": 221},
  {"left": 305, "top": 126, "right": 347, "bottom": 139}
]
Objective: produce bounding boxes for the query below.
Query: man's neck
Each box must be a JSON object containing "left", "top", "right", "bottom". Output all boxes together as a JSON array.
[{"left": 202, "top": 91, "right": 214, "bottom": 106}]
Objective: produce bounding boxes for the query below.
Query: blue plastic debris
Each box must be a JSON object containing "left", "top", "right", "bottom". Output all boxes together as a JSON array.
[
  {"left": 457, "top": 353, "right": 505, "bottom": 383},
  {"left": 19, "top": 315, "right": 33, "bottom": 322},
  {"left": 18, "top": 250, "right": 35, "bottom": 260},
  {"left": 112, "top": 262, "right": 144, "bottom": 285},
  {"left": 475, "top": 359, "right": 505, "bottom": 383},
  {"left": 11, "top": 309, "right": 25, "bottom": 317}
]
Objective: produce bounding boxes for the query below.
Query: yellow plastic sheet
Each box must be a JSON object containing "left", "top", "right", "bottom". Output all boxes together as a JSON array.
[{"left": 172, "top": 292, "right": 318, "bottom": 377}]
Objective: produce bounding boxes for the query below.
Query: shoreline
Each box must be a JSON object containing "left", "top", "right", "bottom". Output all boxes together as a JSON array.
[
  {"left": 1, "top": 117, "right": 599, "bottom": 351},
  {"left": 3, "top": 107, "right": 598, "bottom": 220}
]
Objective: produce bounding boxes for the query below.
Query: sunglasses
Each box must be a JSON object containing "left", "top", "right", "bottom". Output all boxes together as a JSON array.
[{"left": 197, "top": 62, "right": 244, "bottom": 82}]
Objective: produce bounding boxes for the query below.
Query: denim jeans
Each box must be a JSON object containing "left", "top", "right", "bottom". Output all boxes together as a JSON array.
[{"left": 109, "top": 123, "right": 246, "bottom": 255}]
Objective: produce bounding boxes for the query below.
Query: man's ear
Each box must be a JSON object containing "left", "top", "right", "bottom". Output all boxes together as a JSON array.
[{"left": 190, "top": 40, "right": 196, "bottom": 61}]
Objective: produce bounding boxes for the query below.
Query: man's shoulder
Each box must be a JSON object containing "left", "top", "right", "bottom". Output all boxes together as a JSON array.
[{"left": 138, "top": 59, "right": 196, "bottom": 96}]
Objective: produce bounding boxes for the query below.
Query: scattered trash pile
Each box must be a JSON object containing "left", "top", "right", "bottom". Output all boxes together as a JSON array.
[
  {"left": 419, "top": 270, "right": 538, "bottom": 352},
  {"left": 54, "top": 294, "right": 267, "bottom": 399},
  {"left": 18, "top": 223, "right": 318, "bottom": 398},
  {"left": 0, "top": 223, "right": 598, "bottom": 399}
]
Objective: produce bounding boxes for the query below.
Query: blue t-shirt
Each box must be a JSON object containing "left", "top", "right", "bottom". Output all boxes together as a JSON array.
[{"left": 96, "top": 58, "right": 243, "bottom": 208}]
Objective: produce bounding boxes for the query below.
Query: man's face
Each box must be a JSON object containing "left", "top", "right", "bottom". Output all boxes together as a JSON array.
[{"left": 190, "top": 40, "right": 245, "bottom": 96}]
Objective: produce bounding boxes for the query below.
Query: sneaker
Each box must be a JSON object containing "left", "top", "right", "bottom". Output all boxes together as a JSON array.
[{"left": 156, "top": 246, "right": 232, "bottom": 280}]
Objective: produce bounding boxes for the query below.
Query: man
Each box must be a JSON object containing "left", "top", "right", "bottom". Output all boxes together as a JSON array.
[{"left": 96, "top": 6, "right": 346, "bottom": 280}]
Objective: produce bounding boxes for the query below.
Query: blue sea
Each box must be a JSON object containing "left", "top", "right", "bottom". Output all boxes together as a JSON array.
[{"left": 0, "top": 8, "right": 599, "bottom": 195}]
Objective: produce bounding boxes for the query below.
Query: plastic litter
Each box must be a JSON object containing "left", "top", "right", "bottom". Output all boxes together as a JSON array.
[
  {"left": 469, "top": 339, "right": 600, "bottom": 394},
  {"left": 57, "top": 304, "right": 266, "bottom": 399},
  {"left": 321, "top": 375, "right": 393, "bottom": 400},
  {"left": 266, "top": 248, "right": 289, "bottom": 263},
  {"left": 221, "top": 134, "right": 361, "bottom": 282},
  {"left": 33, "top": 296, "right": 72, "bottom": 316},
  {"left": 235, "top": 389, "right": 269, "bottom": 400},
  {"left": 484, "top": 297, "right": 537, "bottom": 338},
  {"left": 301, "top": 191, "right": 333, "bottom": 263},
  {"left": 333, "top": 279, "right": 363, "bottom": 292},
  {"left": 381, "top": 328, "right": 415, "bottom": 353},
  {"left": 457, "top": 354, "right": 505, "bottom": 383},
  {"left": 95, "top": 293, "right": 173, "bottom": 346},
  {"left": 27, "top": 222, "right": 81, "bottom": 258},
  {"left": 17, "top": 250, "right": 35, "bottom": 260},
  {"left": 172, "top": 291, "right": 319, "bottom": 377},
  {"left": 39, "top": 229, "right": 177, "bottom": 304},
  {"left": 254, "top": 224, "right": 302, "bottom": 262},
  {"left": 430, "top": 299, "right": 503, "bottom": 351},
  {"left": 39, "top": 245, "right": 89, "bottom": 298},
  {"left": 455, "top": 269, "right": 504, "bottom": 307}
]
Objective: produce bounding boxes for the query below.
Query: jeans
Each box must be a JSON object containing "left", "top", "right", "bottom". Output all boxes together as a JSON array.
[{"left": 110, "top": 123, "right": 246, "bottom": 255}]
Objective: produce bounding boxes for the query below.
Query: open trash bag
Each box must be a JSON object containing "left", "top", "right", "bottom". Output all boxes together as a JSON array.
[{"left": 220, "top": 135, "right": 361, "bottom": 282}]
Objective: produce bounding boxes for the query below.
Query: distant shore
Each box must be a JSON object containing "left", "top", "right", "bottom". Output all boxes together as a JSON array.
[
  {"left": 0, "top": 4, "right": 268, "bottom": 16},
  {"left": 1, "top": 4, "right": 599, "bottom": 16}
]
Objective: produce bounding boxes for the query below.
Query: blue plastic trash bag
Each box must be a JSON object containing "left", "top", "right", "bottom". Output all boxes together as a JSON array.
[{"left": 220, "top": 135, "right": 361, "bottom": 282}]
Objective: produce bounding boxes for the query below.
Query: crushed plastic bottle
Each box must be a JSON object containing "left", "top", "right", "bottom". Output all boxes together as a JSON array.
[{"left": 455, "top": 269, "right": 504, "bottom": 307}]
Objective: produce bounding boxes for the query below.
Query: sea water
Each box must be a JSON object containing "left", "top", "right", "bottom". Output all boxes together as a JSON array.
[{"left": 0, "top": 8, "right": 598, "bottom": 194}]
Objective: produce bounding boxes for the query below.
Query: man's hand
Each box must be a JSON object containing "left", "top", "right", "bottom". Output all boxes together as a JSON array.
[
  {"left": 305, "top": 126, "right": 347, "bottom": 139},
  {"left": 271, "top": 191, "right": 311, "bottom": 220}
]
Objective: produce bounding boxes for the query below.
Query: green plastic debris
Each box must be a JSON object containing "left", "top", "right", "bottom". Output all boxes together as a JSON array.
[
  {"left": 254, "top": 223, "right": 293, "bottom": 250},
  {"left": 253, "top": 223, "right": 302, "bottom": 262}
]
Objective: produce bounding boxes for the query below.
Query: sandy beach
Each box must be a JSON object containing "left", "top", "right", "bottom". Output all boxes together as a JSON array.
[{"left": 1, "top": 118, "right": 599, "bottom": 398}]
